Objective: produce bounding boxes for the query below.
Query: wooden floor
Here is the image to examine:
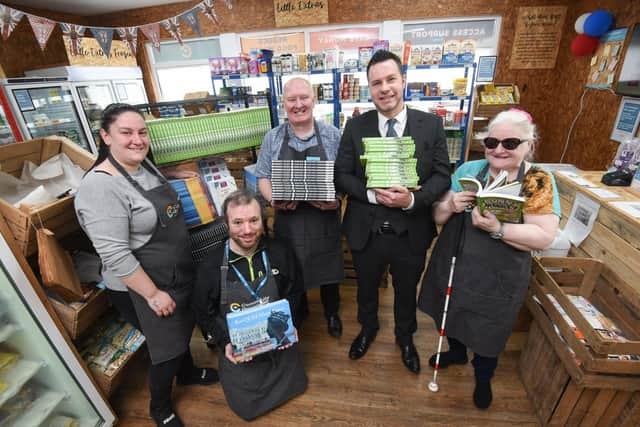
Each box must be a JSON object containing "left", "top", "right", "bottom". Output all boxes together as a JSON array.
[{"left": 111, "top": 285, "right": 540, "bottom": 426}]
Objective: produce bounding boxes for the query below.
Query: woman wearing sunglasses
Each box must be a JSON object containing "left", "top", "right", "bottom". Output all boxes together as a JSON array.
[{"left": 418, "top": 109, "right": 560, "bottom": 409}]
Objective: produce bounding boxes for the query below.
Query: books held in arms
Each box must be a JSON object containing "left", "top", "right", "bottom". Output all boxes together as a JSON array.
[
  {"left": 226, "top": 299, "right": 297, "bottom": 362},
  {"left": 458, "top": 170, "right": 525, "bottom": 223},
  {"left": 360, "top": 137, "right": 419, "bottom": 189}
]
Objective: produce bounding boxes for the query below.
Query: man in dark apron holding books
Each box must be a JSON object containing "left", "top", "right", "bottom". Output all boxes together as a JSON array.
[
  {"left": 256, "top": 77, "right": 344, "bottom": 336},
  {"left": 192, "top": 190, "right": 307, "bottom": 421}
]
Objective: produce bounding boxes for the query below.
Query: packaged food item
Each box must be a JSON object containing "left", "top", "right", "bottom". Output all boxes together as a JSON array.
[
  {"left": 372, "top": 40, "right": 390, "bottom": 54},
  {"left": 442, "top": 39, "right": 460, "bottom": 65},
  {"left": 453, "top": 77, "right": 468, "bottom": 96},
  {"left": 48, "top": 415, "right": 80, "bottom": 427},
  {"left": 359, "top": 46, "right": 373, "bottom": 67},
  {"left": 458, "top": 38, "right": 477, "bottom": 64},
  {"left": 410, "top": 47, "right": 422, "bottom": 65},
  {"left": 324, "top": 48, "right": 339, "bottom": 69},
  {"left": 0, "top": 351, "right": 19, "bottom": 370},
  {"left": 430, "top": 45, "right": 443, "bottom": 64}
]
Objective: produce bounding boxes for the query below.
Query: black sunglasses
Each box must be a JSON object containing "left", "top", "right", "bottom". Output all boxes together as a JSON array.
[{"left": 483, "top": 137, "right": 527, "bottom": 150}]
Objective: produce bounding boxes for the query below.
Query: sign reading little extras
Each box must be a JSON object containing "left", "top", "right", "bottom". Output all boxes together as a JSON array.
[
  {"left": 274, "top": 0, "right": 328, "bottom": 28},
  {"left": 65, "top": 39, "right": 137, "bottom": 67}
]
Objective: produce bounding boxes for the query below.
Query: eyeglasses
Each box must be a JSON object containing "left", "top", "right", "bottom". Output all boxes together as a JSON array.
[{"left": 483, "top": 137, "right": 527, "bottom": 150}]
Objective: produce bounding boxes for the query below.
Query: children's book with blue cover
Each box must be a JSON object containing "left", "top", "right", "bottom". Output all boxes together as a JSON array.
[{"left": 226, "top": 299, "right": 297, "bottom": 361}]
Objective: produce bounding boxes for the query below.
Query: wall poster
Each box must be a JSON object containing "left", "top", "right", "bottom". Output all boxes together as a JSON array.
[{"left": 509, "top": 6, "right": 567, "bottom": 69}]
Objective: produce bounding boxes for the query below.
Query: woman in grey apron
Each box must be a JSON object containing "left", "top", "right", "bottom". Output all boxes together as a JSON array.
[
  {"left": 75, "top": 104, "right": 216, "bottom": 427},
  {"left": 217, "top": 238, "right": 308, "bottom": 421},
  {"left": 418, "top": 109, "right": 560, "bottom": 409},
  {"left": 273, "top": 121, "right": 344, "bottom": 329}
]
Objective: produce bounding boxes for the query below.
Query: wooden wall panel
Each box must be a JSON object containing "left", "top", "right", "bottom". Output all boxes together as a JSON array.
[
  {"left": 4, "top": 0, "right": 638, "bottom": 169},
  {"left": 0, "top": 4, "right": 88, "bottom": 78}
]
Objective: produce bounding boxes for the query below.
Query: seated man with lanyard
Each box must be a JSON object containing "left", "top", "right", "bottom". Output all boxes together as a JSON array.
[{"left": 192, "top": 190, "right": 307, "bottom": 421}]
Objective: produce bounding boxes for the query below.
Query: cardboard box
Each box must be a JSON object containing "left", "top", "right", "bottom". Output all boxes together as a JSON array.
[{"left": 0, "top": 136, "right": 95, "bottom": 256}]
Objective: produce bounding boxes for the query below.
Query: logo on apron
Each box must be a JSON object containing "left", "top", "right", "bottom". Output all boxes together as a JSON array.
[
  {"left": 166, "top": 202, "right": 180, "bottom": 219},
  {"left": 271, "top": 268, "right": 280, "bottom": 275},
  {"left": 230, "top": 302, "right": 242, "bottom": 312}
]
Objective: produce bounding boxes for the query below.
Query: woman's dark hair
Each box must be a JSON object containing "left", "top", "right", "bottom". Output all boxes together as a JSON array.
[
  {"left": 366, "top": 49, "right": 403, "bottom": 79},
  {"left": 88, "top": 103, "right": 145, "bottom": 170}
]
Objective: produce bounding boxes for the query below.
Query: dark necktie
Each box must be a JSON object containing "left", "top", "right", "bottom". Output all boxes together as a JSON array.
[{"left": 386, "top": 118, "right": 397, "bottom": 137}]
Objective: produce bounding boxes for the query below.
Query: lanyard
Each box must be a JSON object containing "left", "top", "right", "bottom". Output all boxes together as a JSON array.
[{"left": 225, "top": 240, "right": 270, "bottom": 302}]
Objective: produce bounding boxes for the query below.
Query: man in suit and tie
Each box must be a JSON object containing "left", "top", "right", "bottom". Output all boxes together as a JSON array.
[{"left": 334, "top": 50, "right": 451, "bottom": 373}]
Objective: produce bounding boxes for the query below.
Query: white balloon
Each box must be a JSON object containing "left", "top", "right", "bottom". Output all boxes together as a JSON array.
[{"left": 575, "top": 13, "right": 591, "bottom": 34}]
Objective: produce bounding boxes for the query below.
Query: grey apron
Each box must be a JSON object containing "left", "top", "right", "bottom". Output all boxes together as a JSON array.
[
  {"left": 273, "top": 122, "right": 344, "bottom": 289},
  {"left": 108, "top": 154, "right": 195, "bottom": 365},
  {"left": 218, "top": 241, "right": 307, "bottom": 421},
  {"left": 418, "top": 162, "right": 530, "bottom": 357}
]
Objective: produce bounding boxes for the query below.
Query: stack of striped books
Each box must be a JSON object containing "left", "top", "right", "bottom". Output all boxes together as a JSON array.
[
  {"left": 360, "top": 137, "right": 419, "bottom": 188},
  {"left": 170, "top": 177, "right": 215, "bottom": 227},
  {"left": 271, "top": 160, "right": 335, "bottom": 201}
]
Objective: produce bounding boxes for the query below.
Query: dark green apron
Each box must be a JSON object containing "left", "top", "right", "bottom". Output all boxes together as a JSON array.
[
  {"left": 418, "top": 162, "right": 531, "bottom": 357},
  {"left": 218, "top": 240, "right": 307, "bottom": 421},
  {"left": 108, "top": 154, "right": 195, "bottom": 364},
  {"left": 273, "top": 121, "right": 344, "bottom": 289}
]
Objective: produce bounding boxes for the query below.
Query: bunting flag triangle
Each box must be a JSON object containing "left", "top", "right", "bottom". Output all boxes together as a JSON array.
[
  {"left": 27, "top": 15, "right": 56, "bottom": 51},
  {"left": 59, "top": 23, "right": 85, "bottom": 56},
  {"left": 117, "top": 27, "right": 138, "bottom": 56},
  {"left": 90, "top": 27, "right": 114, "bottom": 57},
  {"left": 161, "top": 17, "right": 183, "bottom": 46},
  {"left": 0, "top": 5, "right": 24, "bottom": 41},
  {"left": 198, "top": 0, "right": 219, "bottom": 25},
  {"left": 141, "top": 23, "right": 161, "bottom": 52},
  {"left": 181, "top": 9, "right": 201, "bottom": 36},
  {"left": 222, "top": 0, "right": 233, "bottom": 9}
]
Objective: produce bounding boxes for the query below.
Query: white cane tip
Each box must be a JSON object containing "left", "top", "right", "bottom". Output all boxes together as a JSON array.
[{"left": 428, "top": 381, "right": 439, "bottom": 393}]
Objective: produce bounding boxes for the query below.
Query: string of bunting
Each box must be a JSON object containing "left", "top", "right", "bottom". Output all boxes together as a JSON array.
[{"left": 0, "top": 0, "right": 232, "bottom": 57}]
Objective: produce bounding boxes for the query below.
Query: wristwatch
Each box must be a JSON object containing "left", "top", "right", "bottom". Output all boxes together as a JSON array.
[{"left": 490, "top": 222, "right": 504, "bottom": 240}]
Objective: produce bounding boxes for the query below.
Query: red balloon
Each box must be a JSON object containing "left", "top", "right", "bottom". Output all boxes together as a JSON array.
[{"left": 571, "top": 34, "right": 599, "bottom": 56}]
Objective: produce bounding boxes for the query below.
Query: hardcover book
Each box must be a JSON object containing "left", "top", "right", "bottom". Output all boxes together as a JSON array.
[{"left": 226, "top": 299, "right": 297, "bottom": 362}]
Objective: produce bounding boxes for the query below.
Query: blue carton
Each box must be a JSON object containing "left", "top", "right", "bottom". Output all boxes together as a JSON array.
[
  {"left": 243, "top": 163, "right": 259, "bottom": 194},
  {"left": 226, "top": 299, "right": 296, "bottom": 361}
]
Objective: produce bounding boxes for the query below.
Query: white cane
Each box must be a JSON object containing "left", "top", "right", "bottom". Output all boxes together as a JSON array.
[{"left": 428, "top": 255, "right": 457, "bottom": 393}]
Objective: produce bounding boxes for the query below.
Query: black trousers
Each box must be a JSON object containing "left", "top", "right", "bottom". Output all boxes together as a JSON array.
[
  {"left": 107, "top": 289, "right": 197, "bottom": 412},
  {"left": 295, "top": 283, "right": 340, "bottom": 327},
  {"left": 351, "top": 232, "right": 425, "bottom": 344},
  {"left": 447, "top": 336, "right": 498, "bottom": 382}
]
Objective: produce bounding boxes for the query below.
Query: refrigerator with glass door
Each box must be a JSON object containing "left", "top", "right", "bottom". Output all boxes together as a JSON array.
[{"left": 0, "top": 230, "right": 116, "bottom": 426}]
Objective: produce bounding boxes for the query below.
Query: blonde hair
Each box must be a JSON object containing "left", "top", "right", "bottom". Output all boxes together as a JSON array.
[{"left": 487, "top": 109, "right": 538, "bottom": 161}]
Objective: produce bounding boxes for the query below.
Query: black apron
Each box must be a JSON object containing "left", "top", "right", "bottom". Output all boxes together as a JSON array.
[
  {"left": 109, "top": 155, "right": 195, "bottom": 365},
  {"left": 273, "top": 122, "right": 344, "bottom": 289},
  {"left": 218, "top": 241, "right": 307, "bottom": 421},
  {"left": 418, "top": 162, "right": 531, "bottom": 357}
]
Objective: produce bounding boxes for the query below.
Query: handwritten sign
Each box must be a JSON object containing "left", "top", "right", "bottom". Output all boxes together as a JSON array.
[
  {"left": 273, "top": 0, "right": 328, "bottom": 28},
  {"left": 510, "top": 6, "right": 566, "bottom": 69},
  {"left": 240, "top": 32, "right": 305, "bottom": 55},
  {"left": 65, "top": 38, "right": 137, "bottom": 67}
]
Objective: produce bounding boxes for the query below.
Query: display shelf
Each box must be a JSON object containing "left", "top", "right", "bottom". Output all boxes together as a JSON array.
[
  {"left": 406, "top": 63, "right": 475, "bottom": 70},
  {"left": 406, "top": 95, "right": 471, "bottom": 102},
  {"left": 339, "top": 98, "right": 373, "bottom": 103},
  {"left": 26, "top": 118, "right": 74, "bottom": 128},
  {"left": 0, "top": 359, "right": 43, "bottom": 406},
  {"left": 10, "top": 388, "right": 66, "bottom": 427},
  {"left": 214, "top": 73, "right": 270, "bottom": 80},
  {"left": 0, "top": 322, "right": 18, "bottom": 342}
]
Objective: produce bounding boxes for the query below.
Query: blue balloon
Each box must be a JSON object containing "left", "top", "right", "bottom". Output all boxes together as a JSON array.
[{"left": 584, "top": 10, "right": 614, "bottom": 37}]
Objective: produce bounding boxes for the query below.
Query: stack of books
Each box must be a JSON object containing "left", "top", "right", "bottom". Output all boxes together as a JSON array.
[
  {"left": 198, "top": 157, "right": 238, "bottom": 214},
  {"left": 271, "top": 160, "right": 335, "bottom": 201},
  {"left": 170, "top": 177, "right": 215, "bottom": 228},
  {"left": 360, "top": 137, "right": 419, "bottom": 188}
]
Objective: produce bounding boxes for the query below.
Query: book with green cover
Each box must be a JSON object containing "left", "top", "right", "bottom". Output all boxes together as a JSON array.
[{"left": 458, "top": 170, "right": 524, "bottom": 223}]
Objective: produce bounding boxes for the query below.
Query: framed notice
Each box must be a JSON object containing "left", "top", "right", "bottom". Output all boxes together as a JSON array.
[
  {"left": 477, "top": 56, "right": 497, "bottom": 82},
  {"left": 611, "top": 97, "right": 640, "bottom": 143},
  {"left": 510, "top": 6, "right": 567, "bottom": 69},
  {"left": 586, "top": 28, "right": 628, "bottom": 90}
]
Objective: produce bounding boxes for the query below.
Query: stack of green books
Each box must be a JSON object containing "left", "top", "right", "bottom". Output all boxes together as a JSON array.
[
  {"left": 360, "top": 137, "right": 419, "bottom": 188},
  {"left": 146, "top": 107, "right": 271, "bottom": 165}
]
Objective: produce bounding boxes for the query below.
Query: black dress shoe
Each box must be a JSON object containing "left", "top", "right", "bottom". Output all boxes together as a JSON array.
[
  {"left": 327, "top": 314, "right": 342, "bottom": 337},
  {"left": 428, "top": 351, "right": 469, "bottom": 369},
  {"left": 399, "top": 342, "right": 420, "bottom": 374},
  {"left": 473, "top": 380, "right": 493, "bottom": 409},
  {"left": 349, "top": 330, "right": 376, "bottom": 360}
]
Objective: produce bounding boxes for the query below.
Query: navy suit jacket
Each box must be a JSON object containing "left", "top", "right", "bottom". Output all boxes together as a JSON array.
[{"left": 334, "top": 108, "right": 451, "bottom": 255}]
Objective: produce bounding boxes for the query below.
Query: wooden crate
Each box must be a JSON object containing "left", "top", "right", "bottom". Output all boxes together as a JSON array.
[
  {"left": 531, "top": 257, "right": 640, "bottom": 375},
  {"left": 48, "top": 288, "right": 111, "bottom": 340},
  {"left": 91, "top": 345, "right": 144, "bottom": 397},
  {"left": 520, "top": 317, "right": 640, "bottom": 426},
  {"left": 474, "top": 83, "right": 520, "bottom": 117},
  {"left": 0, "top": 136, "right": 95, "bottom": 256}
]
